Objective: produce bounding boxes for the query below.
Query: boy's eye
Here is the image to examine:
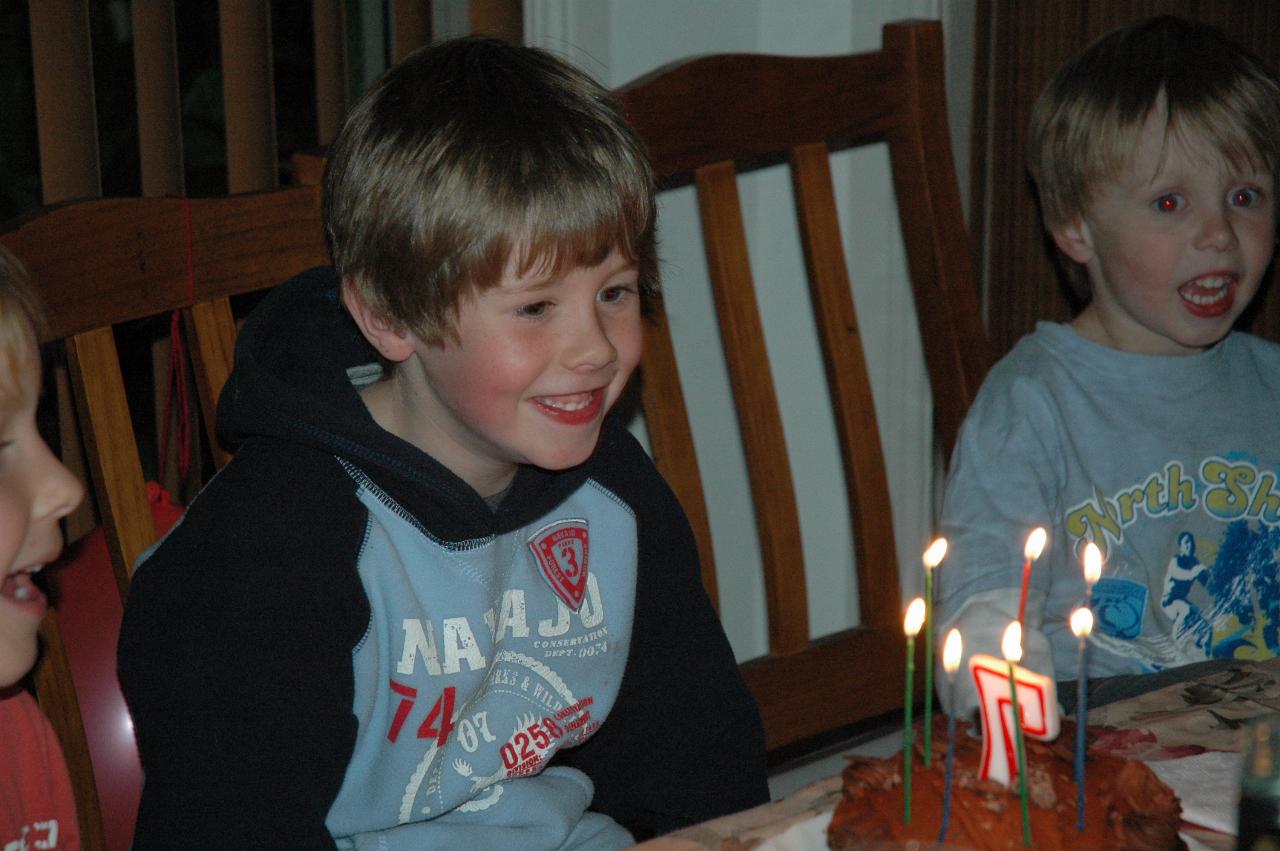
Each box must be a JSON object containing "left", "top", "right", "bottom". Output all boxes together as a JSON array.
[
  {"left": 1230, "top": 187, "right": 1263, "bottom": 208},
  {"left": 1152, "top": 194, "right": 1183, "bottom": 213},
  {"left": 516, "top": 301, "right": 551, "bottom": 318},
  {"left": 599, "top": 285, "right": 636, "bottom": 305}
]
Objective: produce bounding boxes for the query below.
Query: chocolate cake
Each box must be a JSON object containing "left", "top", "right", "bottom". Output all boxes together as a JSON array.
[{"left": 827, "top": 719, "right": 1186, "bottom": 850}]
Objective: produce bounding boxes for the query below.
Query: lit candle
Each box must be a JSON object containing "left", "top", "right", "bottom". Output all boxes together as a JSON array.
[
  {"left": 1082, "top": 542, "right": 1102, "bottom": 610},
  {"left": 903, "top": 597, "right": 926, "bottom": 824},
  {"left": 1071, "top": 606, "right": 1094, "bottom": 831},
  {"left": 922, "top": 537, "right": 947, "bottom": 768},
  {"left": 1002, "top": 622, "right": 1033, "bottom": 847},
  {"left": 1016, "top": 527, "right": 1047, "bottom": 626},
  {"left": 969, "top": 653, "right": 1059, "bottom": 784},
  {"left": 938, "top": 628, "right": 962, "bottom": 845}
]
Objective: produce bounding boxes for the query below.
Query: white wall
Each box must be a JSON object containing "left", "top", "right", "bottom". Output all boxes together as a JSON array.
[{"left": 523, "top": 1, "right": 974, "bottom": 663}]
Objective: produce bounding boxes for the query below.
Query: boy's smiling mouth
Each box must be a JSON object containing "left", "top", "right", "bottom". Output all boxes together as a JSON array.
[
  {"left": 1179, "top": 274, "right": 1235, "bottom": 318},
  {"left": 533, "top": 389, "right": 605, "bottom": 424}
]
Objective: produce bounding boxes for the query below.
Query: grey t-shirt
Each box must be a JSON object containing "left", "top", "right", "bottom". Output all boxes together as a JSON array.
[{"left": 937, "top": 323, "right": 1280, "bottom": 711}]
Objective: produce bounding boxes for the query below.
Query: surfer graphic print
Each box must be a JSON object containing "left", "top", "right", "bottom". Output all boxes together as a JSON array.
[{"left": 1067, "top": 454, "right": 1280, "bottom": 668}]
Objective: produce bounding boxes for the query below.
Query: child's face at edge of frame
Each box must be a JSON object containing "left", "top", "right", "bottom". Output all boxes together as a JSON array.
[
  {"left": 1053, "top": 107, "right": 1277, "bottom": 356},
  {"left": 349, "top": 246, "right": 643, "bottom": 498},
  {"left": 0, "top": 345, "right": 84, "bottom": 687}
]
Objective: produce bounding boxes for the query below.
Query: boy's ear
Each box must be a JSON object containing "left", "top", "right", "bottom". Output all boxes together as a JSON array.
[
  {"left": 341, "top": 278, "right": 415, "bottom": 363},
  {"left": 1050, "top": 217, "right": 1095, "bottom": 265}
]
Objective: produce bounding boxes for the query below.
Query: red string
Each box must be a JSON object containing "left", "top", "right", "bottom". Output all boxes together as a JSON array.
[{"left": 158, "top": 197, "right": 194, "bottom": 486}]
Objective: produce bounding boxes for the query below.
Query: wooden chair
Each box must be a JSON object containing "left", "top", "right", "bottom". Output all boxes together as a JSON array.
[
  {"left": 616, "top": 18, "right": 990, "bottom": 753},
  {"left": 1, "top": 16, "right": 988, "bottom": 846}
]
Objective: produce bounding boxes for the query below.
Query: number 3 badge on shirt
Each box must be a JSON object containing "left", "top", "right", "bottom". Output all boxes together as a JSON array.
[{"left": 528, "top": 519, "right": 590, "bottom": 611}]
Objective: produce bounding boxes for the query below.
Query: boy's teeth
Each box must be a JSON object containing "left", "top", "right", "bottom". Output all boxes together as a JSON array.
[
  {"left": 2, "top": 572, "right": 37, "bottom": 601},
  {"left": 539, "top": 393, "right": 592, "bottom": 411},
  {"left": 1184, "top": 291, "right": 1226, "bottom": 305},
  {"left": 1180, "top": 276, "right": 1230, "bottom": 305}
]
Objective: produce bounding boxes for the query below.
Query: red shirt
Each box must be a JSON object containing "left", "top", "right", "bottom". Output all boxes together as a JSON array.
[{"left": 0, "top": 689, "right": 79, "bottom": 850}]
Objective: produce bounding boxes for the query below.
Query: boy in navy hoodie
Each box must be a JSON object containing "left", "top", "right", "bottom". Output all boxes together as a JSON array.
[{"left": 120, "top": 36, "right": 767, "bottom": 849}]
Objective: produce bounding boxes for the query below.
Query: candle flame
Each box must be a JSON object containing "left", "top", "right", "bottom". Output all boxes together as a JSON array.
[
  {"left": 943, "top": 628, "right": 962, "bottom": 673},
  {"left": 1070, "top": 607, "right": 1094, "bottom": 638},
  {"left": 904, "top": 597, "right": 926, "bottom": 637},
  {"left": 1024, "top": 527, "right": 1047, "bottom": 560},
  {"left": 1001, "top": 621, "right": 1023, "bottom": 662},
  {"left": 922, "top": 537, "right": 948, "bottom": 571},
  {"left": 1083, "top": 542, "right": 1102, "bottom": 585}
]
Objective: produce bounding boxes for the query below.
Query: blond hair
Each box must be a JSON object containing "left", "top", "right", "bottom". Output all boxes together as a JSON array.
[
  {"left": 0, "top": 245, "right": 43, "bottom": 399},
  {"left": 324, "top": 36, "right": 657, "bottom": 343}
]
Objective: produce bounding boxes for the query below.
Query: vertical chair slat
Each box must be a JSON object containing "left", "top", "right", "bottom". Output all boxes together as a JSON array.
[
  {"left": 132, "top": 2, "right": 185, "bottom": 196},
  {"left": 42, "top": 325, "right": 146, "bottom": 851},
  {"left": 392, "top": 0, "right": 434, "bottom": 62},
  {"left": 183, "top": 298, "right": 237, "bottom": 470},
  {"left": 885, "top": 22, "right": 991, "bottom": 461},
  {"left": 694, "top": 161, "right": 809, "bottom": 657},
  {"left": 29, "top": 614, "right": 100, "bottom": 847},
  {"left": 789, "top": 142, "right": 901, "bottom": 631},
  {"left": 470, "top": 0, "right": 523, "bottom": 42},
  {"left": 639, "top": 310, "right": 719, "bottom": 609},
  {"left": 66, "top": 329, "right": 157, "bottom": 596},
  {"left": 133, "top": 1, "right": 197, "bottom": 503},
  {"left": 28, "top": 0, "right": 101, "bottom": 203},
  {"left": 219, "top": 0, "right": 279, "bottom": 192},
  {"left": 312, "top": 1, "right": 349, "bottom": 146}
]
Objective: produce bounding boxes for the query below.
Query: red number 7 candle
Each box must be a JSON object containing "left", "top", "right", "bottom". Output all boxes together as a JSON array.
[
  {"left": 970, "top": 629, "right": 1060, "bottom": 848},
  {"left": 1016, "top": 527, "right": 1047, "bottom": 626},
  {"left": 969, "top": 642, "right": 1060, "bottom": 787}
]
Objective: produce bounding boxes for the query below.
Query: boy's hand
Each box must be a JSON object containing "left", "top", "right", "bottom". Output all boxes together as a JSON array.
[{"left": 937, "top": 590, "right": 1056, "bottom": 717}]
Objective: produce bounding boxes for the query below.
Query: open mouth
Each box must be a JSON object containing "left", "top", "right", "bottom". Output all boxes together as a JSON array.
[
  {"left": 1178, "top": 275, "right": 1235, "bottom": 318},
  {"left": 0, "top": 571, "right": 47, "bottom": 615},
  {"left": 533, "top": 389, "right": 605, "bottom": 425}
]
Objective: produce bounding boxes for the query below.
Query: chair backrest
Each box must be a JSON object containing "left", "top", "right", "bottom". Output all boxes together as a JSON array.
[
  {"left": 1, "top": 16, "right": 990, "bottom": 843},
  {"left": 615, "top": 18, "right": 990, "bottom": 752}
]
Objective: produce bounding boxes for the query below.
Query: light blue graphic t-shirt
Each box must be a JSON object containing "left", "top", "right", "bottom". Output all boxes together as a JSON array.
[{"left": 937, "top": 324, "right": 1280, "bottom": 704}]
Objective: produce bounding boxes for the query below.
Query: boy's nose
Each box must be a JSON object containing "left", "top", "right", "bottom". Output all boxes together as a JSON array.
[
  {"left": 35, "top": 437, "right": 85, "bottom": 523},
  {"left": 564, "top": 310, "right": 618, "bottom": 372},
  {"left": 1195, "top": 208, "right": 1238, "bottom": 252}
]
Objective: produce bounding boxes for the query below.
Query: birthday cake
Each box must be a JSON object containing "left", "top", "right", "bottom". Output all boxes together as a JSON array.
[{"left": 826, "top": 718, "right": 1186, "bottom": 850}]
